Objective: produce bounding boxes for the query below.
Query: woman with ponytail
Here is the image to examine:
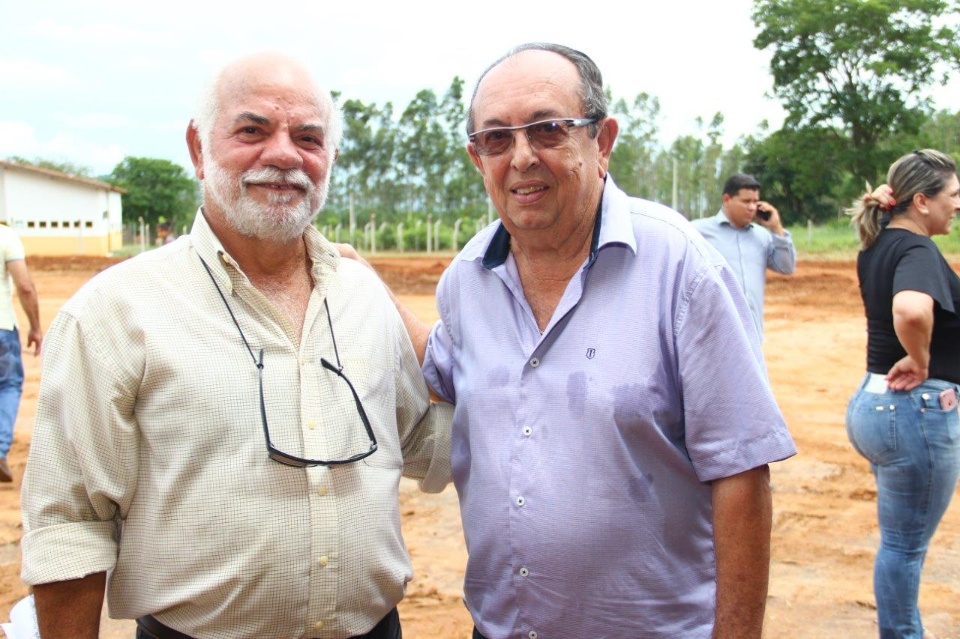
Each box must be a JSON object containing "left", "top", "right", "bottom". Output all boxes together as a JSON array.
[{"left": 846, "top": 149, "right": 960, "bottom": 639}]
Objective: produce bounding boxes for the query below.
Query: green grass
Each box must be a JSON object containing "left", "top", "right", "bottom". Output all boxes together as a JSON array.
[{"left": 787, "top": 221, "right": 960, "bottom": 262}]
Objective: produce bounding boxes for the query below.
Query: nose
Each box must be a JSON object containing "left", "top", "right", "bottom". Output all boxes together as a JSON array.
[
  {"left": 509, "top": 130, "right": 540, "bottom": 172},
  {"left": 260, "top": 132, "right": 303, "bottom": 170}
]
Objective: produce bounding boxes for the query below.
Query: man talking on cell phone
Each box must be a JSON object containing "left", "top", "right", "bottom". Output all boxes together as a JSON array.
[{"left": 692, "top": 173, "right": 796, "bottom": 339}]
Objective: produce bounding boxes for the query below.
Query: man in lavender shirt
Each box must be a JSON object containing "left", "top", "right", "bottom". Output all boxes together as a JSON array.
[{"left": 346, "top": 42, "right": 796, "bottom": 639}]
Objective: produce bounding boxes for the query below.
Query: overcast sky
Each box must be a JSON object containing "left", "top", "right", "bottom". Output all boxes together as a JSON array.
[{"left": 2, "top": 0, "right": 958, "bottom": 177}]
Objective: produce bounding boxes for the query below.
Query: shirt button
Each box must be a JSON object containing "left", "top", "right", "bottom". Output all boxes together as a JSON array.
[
  {"left": 515, "top": 496, "right": 525, "bottom": 507},
  {"left": 522, "top": 427, "right": 532, "bottom": 437},
  {"left": 307, "top": 420, "right": 317, "bottom": 430},
  {"left": 519, "top": 566, "right": 529, "bottom": 577},
  {"left": 318, "top": 555, "right": 329, "bottom": 567},
  {"left": 922, "top": 393, "right": 930, "bottom": 400},
  {"left": 528, "top": 632, "right": 538, "bottom": 639},
  {"left": 317, "top": 486, "right": 328, "bottom": 496},
  {"left": 314, "top": 620, "right": 324, "bottom": 630},
  {"left": 530, "top": 357, "right": 540, "bottom": 367}
]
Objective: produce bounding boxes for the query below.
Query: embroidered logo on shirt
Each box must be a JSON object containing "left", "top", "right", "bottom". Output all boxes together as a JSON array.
[{"left": 586, "top": 348, "right": 596, "bottom": 360}]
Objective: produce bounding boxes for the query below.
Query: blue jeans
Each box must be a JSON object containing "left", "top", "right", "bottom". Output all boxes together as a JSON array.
[
  {"left": 0, "top": 329, "right": 24, "bottom": 457},
  {"left": 846, "top": 374, "right": 960, "bottom": 639}
]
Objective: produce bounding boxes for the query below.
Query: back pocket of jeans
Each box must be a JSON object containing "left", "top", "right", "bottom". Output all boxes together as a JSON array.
[{"left": 848, "top": 399, "right": 898, "bottom": 462}]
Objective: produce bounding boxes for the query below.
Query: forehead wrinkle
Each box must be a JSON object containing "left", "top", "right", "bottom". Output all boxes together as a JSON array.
[{"left": 228, "top": 108, "right": 326, "bottom": 135}]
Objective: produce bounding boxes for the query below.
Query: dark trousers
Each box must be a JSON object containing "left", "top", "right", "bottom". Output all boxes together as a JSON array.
[
  {"left": 472, "top": 629, "right": 488, "bottom": 639},
  {"left": 136, "top": 607, "right": 402, "bottom": 639}
]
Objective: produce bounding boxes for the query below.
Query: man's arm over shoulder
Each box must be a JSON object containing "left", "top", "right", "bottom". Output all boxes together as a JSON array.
[
  {"left": 7, "top": 259, "right": 42, "bottom": 355},
  {"left": 711, "top": 465, "right": 772, "bottom": 639},
  {"left": 384, "top": 285, "right": 452, "bottom": 493},
  {"left": 335, "top": 243, "right": 431, "bottom": 364}
]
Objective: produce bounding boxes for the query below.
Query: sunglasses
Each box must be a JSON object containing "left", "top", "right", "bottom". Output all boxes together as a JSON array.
[{"left": 469, "top": 117, "right": 597, "bottom": 156}]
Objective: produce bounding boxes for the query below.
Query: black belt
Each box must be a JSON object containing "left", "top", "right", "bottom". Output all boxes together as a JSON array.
[
  {"left": 136, "top": 607, "right": 401, "bottom": 639},
  {"left": 136, "top": 615, "right": 194, "bottom": 639}
]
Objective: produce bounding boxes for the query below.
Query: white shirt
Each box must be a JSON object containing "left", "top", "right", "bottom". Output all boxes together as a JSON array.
[
  {"left": 0, "top": 225, "right": 26, "bottom": 331},
  {"left": 21, "top": 210, "right": 452, "bottom": 638}
]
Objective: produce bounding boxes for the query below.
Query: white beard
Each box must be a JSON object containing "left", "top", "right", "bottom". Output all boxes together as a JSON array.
[{"left": 204, "top": 159, "right": 330, "bottom": 243}]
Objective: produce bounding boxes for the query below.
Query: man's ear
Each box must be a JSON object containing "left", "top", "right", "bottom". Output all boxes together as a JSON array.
[
  {"left": 186, "top": 120, "right": 205, "bottom": 180},
  {"left": 596, "top": 117, "right": 619, "bottom": 177},
  {"left": 467, "top": 142, "right": 485, "bottom": 175}
]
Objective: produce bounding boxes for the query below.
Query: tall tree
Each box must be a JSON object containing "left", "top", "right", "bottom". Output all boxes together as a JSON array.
[
  {"left": 743, "top": 126, "right": 847, "bottom": 223},
  {"left": 331, "top": 98, "right": 401, "bottom": 230},
  {"left": 753, "top": 0, "right": 960, "bottom": 186},
  {"left": 108, "top": 157, "right": 198, "bottom": 229},
  {"left": 608, "top": 92, "right": 661, "bottom": 199}
]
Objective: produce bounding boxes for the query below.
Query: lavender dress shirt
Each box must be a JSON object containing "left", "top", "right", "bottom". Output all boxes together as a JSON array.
[{"left": 423, "top": 178, "right": 796, "bottom": 639}]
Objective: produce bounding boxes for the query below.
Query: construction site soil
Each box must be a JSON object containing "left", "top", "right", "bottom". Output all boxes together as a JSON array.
[{"left": 0, "top": 255, "right": 957, "bottom": 638}]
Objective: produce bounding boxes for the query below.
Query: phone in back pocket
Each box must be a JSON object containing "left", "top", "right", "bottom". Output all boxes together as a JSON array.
[{"left": 940, "top": 388, "right": 958, "bottom": 411}]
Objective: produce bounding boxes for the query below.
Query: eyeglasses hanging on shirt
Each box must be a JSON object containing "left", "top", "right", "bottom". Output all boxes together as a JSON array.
[{"left": 198, "top": 255, "right": 378, "bottom": 467}]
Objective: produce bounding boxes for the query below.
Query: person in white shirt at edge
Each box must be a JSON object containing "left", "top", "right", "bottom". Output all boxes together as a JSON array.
[
  {"left": 691, "top": 173, "right": 796, "bottom": 338},
  {"left": 0, "top": 222, "right": 42, "bottom": 483},
  {"left": 19, "top": 52, "right": 452, "bottom": 639}
]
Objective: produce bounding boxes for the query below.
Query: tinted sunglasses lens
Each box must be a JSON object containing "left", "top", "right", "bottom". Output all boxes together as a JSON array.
[
  {"left": 528, "top": 120, "right": 568, "bottom": 148},
  {"left": 475, "top": 129, "right": 513, "bottom": 156},
  {"left": 269, "top": 448, "right": 309, "bottom": 468}
]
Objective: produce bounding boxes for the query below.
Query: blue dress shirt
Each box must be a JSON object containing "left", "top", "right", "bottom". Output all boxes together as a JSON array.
[
  {"left": 690, "top": 210, "right": 796, "bottom": 337},
  {"left": 423, "top": 178, "right": 796, "bottom": 638}
]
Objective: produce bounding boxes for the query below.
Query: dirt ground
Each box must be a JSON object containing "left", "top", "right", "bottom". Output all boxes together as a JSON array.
[{"left": 0, "top": 255, "right": 958, "bottom": 638}]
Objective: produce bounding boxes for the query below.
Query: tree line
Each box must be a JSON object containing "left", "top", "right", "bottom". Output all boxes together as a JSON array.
[{"left": 7, "top": 0, "right": 959, "bottom": 246}]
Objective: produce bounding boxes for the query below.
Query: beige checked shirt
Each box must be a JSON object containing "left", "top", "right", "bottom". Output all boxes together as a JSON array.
[{"left": 21, "top": 211, "right": 453, "bottom": 638}]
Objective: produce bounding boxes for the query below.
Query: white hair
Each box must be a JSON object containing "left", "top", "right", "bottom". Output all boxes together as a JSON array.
[{"left": 191, "top": 56, "right": 343, "bottom": 161}]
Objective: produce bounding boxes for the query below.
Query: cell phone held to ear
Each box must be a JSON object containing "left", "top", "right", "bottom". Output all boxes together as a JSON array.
[{"left": 756, "top": 206, "right": 772, "bottom": 221}]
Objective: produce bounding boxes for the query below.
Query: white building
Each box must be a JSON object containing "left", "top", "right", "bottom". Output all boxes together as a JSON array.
[{"left": 0, "top": 160, "right": 125, "bottom": 256}]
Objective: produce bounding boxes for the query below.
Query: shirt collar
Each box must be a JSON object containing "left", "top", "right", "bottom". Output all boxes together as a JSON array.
[
  {"left": 188, "top": 207, "right": 340, "bottom": 289},
  {"left": 717, "top": 208, "right": 754, "bottom": 229},
  {"left": 478, "top": 176, "right": 633, "bottom": 270}
]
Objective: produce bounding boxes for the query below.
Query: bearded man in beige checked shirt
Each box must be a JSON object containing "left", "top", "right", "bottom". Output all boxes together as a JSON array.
[{"left": 20, "top": 52, "right": 452, "bottom": 639}]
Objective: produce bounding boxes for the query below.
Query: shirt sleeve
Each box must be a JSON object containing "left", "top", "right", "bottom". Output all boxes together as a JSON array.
[
  {"left": 20, "top": 308, "right": 140, "bottom": 585},
  {"left": 676, "top": 259, "right": 797, "bottom": 482},
  {"left": 893, "top": 241, "right": 956, "bottom": 315},
  {"left": 1, "top": 229, "right": 25, "bottom": 263},
  {"left": 391, "top": 300, "right": 452, "bottom": 494},
  {"left": 422, "top": 267, "right": 458, "bottom": 404},
  {"left": 422, "top": 321, "right": 456, "bottom": 404},
  {"left": 767, "top": 230, "right": 796, "bottom": 275}
]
